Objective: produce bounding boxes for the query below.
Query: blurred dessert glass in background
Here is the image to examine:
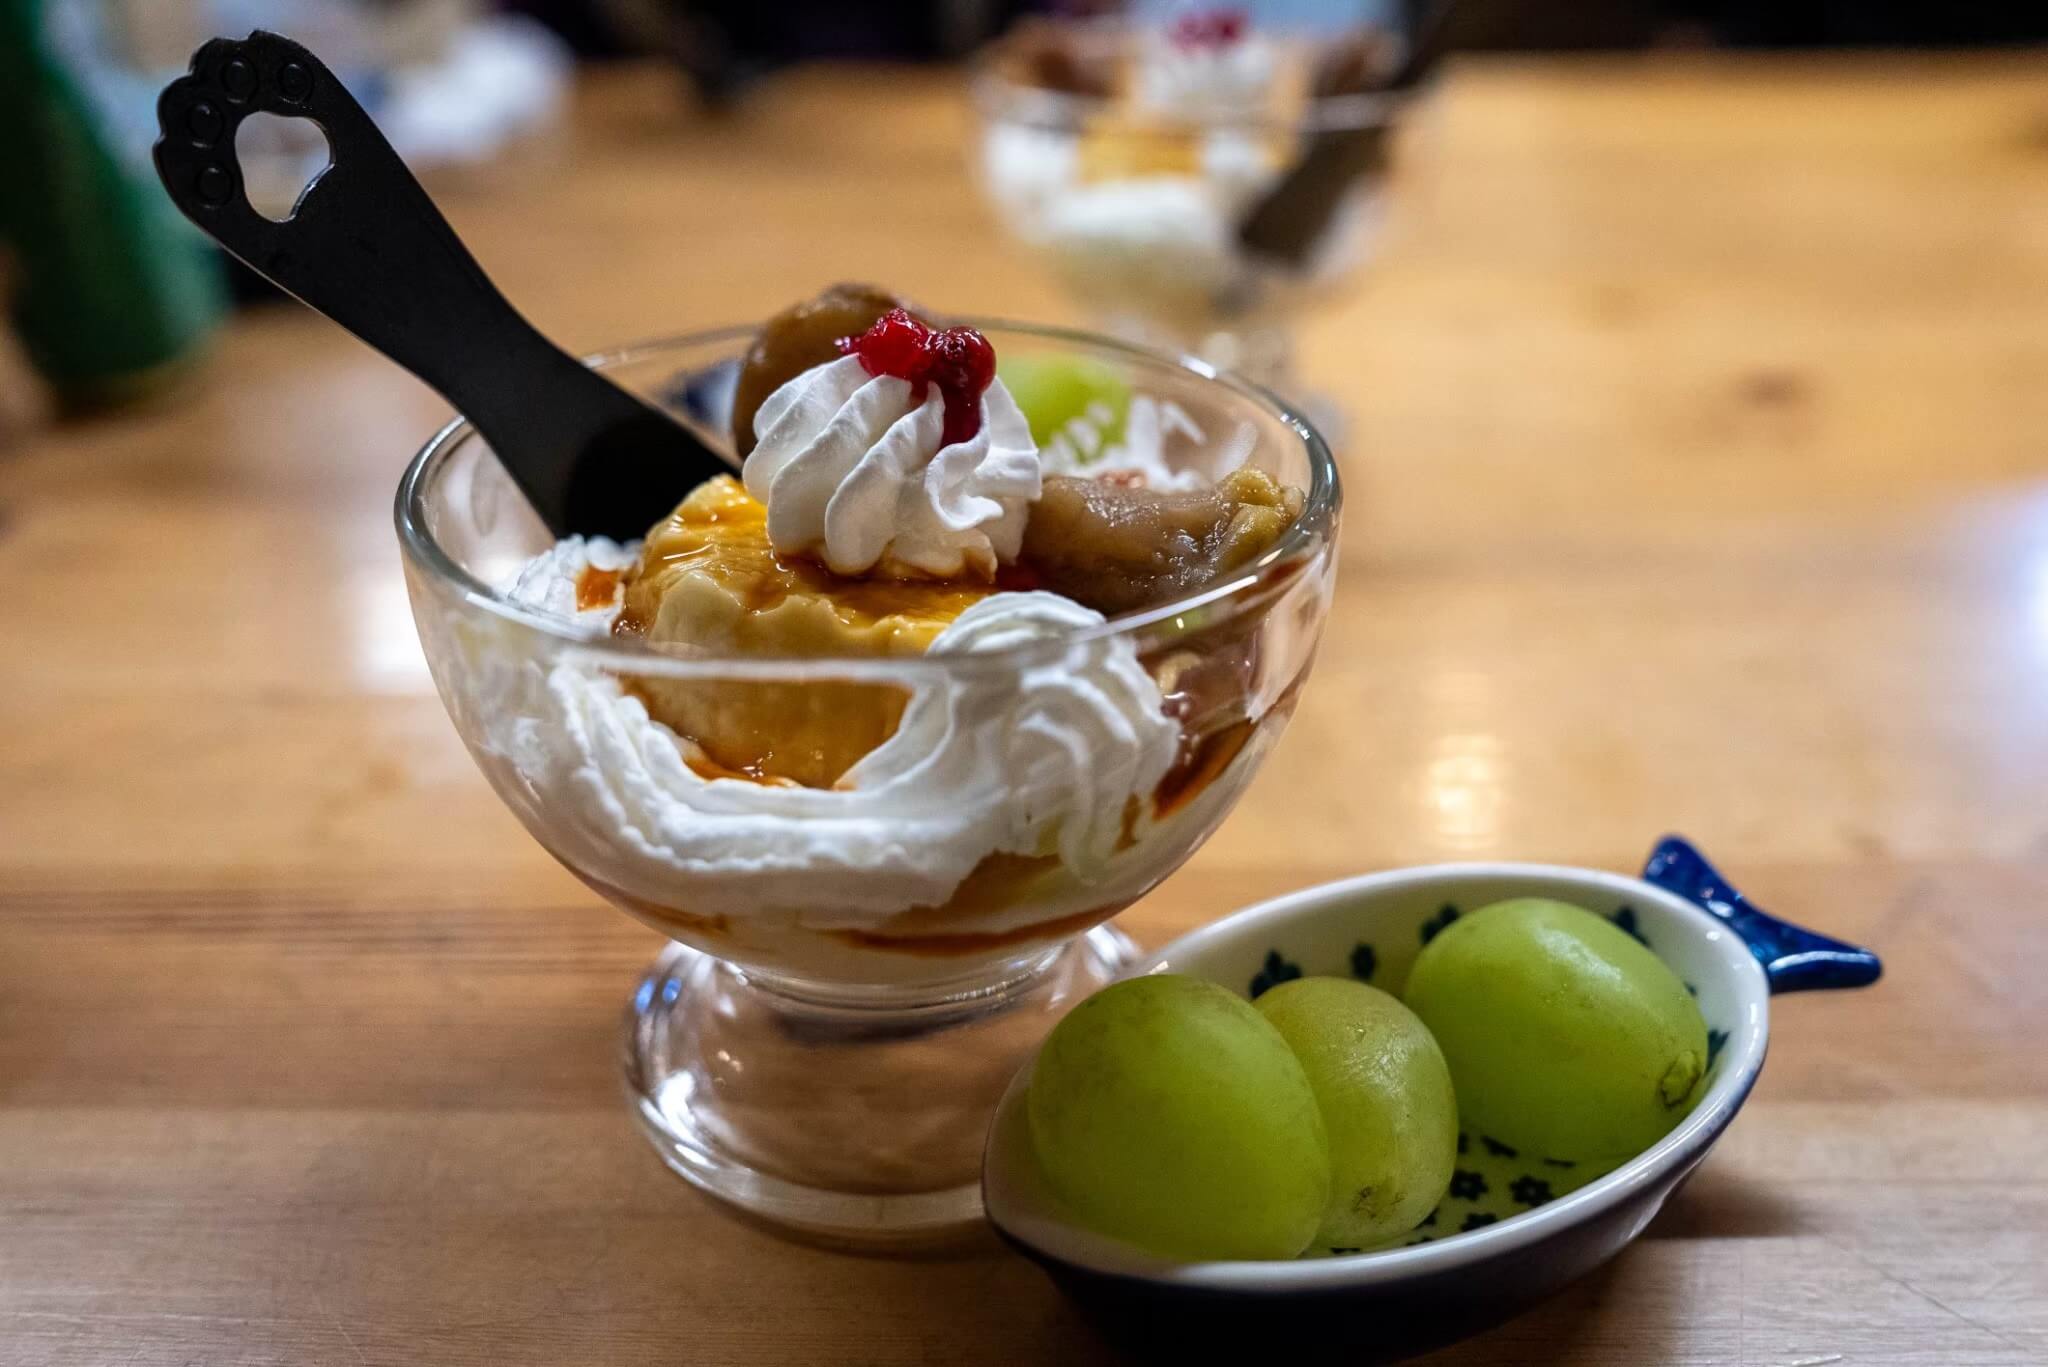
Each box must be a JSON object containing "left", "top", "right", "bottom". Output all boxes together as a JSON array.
[{"left": 972, "top": 8, "right": 1414, "bottom": 388}]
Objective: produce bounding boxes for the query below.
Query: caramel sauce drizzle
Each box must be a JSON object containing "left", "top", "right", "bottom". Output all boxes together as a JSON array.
[
  {"left": 612, "top": 477, "right": 990, "bottom": 639},
  {"left": 545, "top": 850, "right": 731, "bottom": 940},
  {"left": 828, "top": 904, "right": 1120, "bottom": 959},
  {"left": 1152, "top": 717, "right": 1256, "bottom": 819},
  {"left": 574, "top": 565, "right": 623, "bottom": 612},
  {"left": 680, "top": 743, "right": 799, "bottom": 787}
]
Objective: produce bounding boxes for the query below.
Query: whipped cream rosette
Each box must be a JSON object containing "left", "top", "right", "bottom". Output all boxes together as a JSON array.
[{"left": 746, "top": 353, "right": 1041, "bottom": 580}]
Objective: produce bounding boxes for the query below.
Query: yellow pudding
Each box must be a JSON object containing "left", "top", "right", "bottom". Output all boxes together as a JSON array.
[
  {"left": 1073, "top": 115, "right": 1288, "bottom": 185},
  {"left": 615, "top": 477, "right": 994, "bottom": 787},
  {"left": 1076, "top": 116, "right": 1205, "bottom": 181}
]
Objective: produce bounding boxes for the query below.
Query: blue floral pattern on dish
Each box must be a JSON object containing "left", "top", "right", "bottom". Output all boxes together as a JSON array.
[
  {"left": 1263, "top": 890, "right": 1736, "bottom": 1258},
  {"left": 1248, "top": 949, "right": 1302, "bottom": 999},
  {"left": 1418, "top": 903, "right": 1461, "bottom": 944}
]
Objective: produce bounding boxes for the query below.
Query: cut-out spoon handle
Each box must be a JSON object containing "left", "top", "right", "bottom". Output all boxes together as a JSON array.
[
  {"left": 154, "top": 31, "right": 530, "bottom": 391},
  {"left": 154, "top": 30, "right": 725, "bottom": 538}
]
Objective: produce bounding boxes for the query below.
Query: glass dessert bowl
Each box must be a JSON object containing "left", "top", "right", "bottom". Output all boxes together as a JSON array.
[
  {"left": 972, "top": 12, "right": 1412, "bottom": 386},
  {"left": 396, "top": 296, "right": 1339, "bottom": 1245}
]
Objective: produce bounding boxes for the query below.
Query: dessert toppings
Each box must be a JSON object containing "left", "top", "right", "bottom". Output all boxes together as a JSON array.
[{"left": 838, "top": 308, "right": 1000, "bottom": 448}]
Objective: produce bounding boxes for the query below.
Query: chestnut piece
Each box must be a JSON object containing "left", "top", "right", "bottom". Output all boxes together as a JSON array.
[
  {"left": 731, "top": 282, "right": 906, "bottom": 456},
  {"left": 1019, "top": 467, "right": 1303, "bottom": 617}
]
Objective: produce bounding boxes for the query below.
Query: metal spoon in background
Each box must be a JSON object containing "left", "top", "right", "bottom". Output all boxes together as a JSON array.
[
  {"left": 1237, "top": 0, "right": 1458, "bottom": 267},
  {"left": 153, "top": 30, "right": 733, "bottom": 540}
]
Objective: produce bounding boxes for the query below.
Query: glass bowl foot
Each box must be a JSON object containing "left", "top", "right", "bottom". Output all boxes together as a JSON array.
[{"left": 621, "top": 926, "right": 1139, "bottom": 1250}]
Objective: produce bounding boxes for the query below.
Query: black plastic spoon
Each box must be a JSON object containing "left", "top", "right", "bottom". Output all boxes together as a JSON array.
[{"left": 153, "top": 30, "right": 731, "bottom": 540}]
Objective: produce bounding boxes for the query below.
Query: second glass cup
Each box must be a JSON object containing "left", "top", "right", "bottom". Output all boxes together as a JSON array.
[{"left": 973, "top": 20, "right": 1412, "bottom": 388}]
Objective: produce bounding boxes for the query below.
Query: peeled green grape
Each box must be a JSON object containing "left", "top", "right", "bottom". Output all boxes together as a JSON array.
[
  {"left": 1256, "top": 977, "right": 1458, "bottom": 1249},
  {"left": 997, "top": 354, "right": 1132, "bottom": 452},
  {"left": 1028, "top": 974, "right": 1331, "bottom": 1261},
  {"left": 1404, "top": 898, "right": 1711, "bottom": 1163}
]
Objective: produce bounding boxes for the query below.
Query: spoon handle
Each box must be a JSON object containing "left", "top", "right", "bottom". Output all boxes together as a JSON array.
[{"left": 153, "top": 30, "right": 725, "bottom": 538}]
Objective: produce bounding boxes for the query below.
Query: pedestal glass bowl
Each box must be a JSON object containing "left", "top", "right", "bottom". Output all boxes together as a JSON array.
[{"left": 396, "top": 321, "right": 1340, "bottom": 1246}]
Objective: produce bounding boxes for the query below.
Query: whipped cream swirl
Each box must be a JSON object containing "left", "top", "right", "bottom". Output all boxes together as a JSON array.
[
  {"left": 465, "top": 551, "right": 1179, "bottom": 930},
  {"left": 745, "top": 354, "right": 1042, "bottom": 580},
  {"left": 847, "top": 592, "right": 1177, "bottom": 882},
  {"left": 1136, "top": 30, "right": 1277, "bottom": 118},
  {"left": 1039, "top": 395, "right": 1232, "bottom": 493}
]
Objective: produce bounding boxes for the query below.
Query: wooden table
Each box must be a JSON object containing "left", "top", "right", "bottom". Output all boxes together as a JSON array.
[{"left": 5, "top": 53, "right": 2046, "bottom": 1366}]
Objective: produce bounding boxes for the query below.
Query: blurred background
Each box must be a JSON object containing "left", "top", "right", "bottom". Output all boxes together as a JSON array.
[{"left": 3, "top": 0, "right": 2044, "bottom": 429}]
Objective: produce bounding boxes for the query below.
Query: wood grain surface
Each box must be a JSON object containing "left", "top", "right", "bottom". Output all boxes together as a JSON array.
[{"left": 4, "top": 53, "right": 2047, "bottom": 1366}]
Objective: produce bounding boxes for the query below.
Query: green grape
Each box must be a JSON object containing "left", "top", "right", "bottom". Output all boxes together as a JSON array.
[
  {"left": 997, "top": 354, "right": 1132, "bottom": 453},
  {"left": 1404, "top": 898, "right": 1711, "bottom": 1163},
  {"left": 1256, "top": 977, "right": 1458, "bottom": 1249},
  {"left": 1028, "top": 974, "right": 1331, "bottom": 1261}
]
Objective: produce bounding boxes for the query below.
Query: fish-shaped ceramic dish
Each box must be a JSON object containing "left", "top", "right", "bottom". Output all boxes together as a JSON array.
[{"left": 984, "top": 837, "right": 1880, "bottom": 1362}]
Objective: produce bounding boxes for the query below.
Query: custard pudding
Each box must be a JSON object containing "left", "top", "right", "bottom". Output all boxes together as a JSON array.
[{"left": 615, "top": 475, "right": 991, "bottom": 788}]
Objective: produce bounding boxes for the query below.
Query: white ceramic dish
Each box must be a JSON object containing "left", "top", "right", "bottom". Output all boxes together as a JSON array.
[{"left": 983, "top": 837, "right": 1879, "bottom": 1361}]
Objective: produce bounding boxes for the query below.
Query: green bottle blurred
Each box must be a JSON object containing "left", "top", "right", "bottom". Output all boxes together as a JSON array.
[{"left": 0, "top": 0, "right": 225, "bottom": 409}]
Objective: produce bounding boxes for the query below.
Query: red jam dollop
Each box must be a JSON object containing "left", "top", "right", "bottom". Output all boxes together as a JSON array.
[
  {"left": 837, "top": 308, "right": 998, "bottom": 448},
  {"left": 1170, "top": 8, "right": 1249, "bottom": 49}
]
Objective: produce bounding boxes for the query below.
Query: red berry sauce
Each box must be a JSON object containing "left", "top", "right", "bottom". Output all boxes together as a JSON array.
[
  {"left": 1170, "top": 8, "right": 1249, "bottom": 49},
  {"left": 838, "top": 308, "right": 998, "bottom": 447}
]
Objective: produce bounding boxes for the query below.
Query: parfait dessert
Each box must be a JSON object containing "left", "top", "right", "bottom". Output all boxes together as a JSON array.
[{"left": 400, "top": 287, "right": 1338, "bottom": 1240}]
